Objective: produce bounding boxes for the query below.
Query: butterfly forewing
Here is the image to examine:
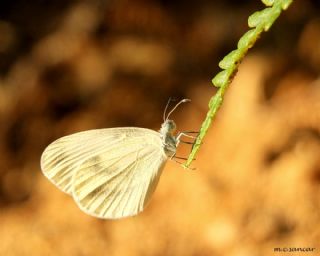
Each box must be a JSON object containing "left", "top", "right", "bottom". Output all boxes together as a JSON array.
[
  {"left": 40, "top": 128, "right": 163, "bottom": 194},
  {"left": 71, "top": 133, "right": 167, "bottom": 219}
]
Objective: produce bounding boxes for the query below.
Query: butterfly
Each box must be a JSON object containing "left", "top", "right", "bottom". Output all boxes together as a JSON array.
[{"left": 40, "top": 99, "right": 194, "bottom": 219}]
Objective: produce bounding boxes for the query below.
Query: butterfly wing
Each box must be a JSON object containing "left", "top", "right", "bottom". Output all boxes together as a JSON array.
[
  {"left": 71, "top": 130, "right": 167, "bottom": 219},
  {"left": 40, "top": 128, "right": 164, "bottom": 195}
]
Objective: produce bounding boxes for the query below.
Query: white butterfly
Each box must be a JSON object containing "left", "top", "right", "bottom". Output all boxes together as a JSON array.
[{"left": 40, "top": 99, "right": 192, "bottom": 219}]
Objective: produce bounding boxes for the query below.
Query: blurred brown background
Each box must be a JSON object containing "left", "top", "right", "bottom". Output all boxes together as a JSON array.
[{"left": 0, "top": 0, "right": 320, "bottom": 255}]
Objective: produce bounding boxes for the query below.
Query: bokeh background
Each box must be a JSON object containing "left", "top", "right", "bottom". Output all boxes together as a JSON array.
[{"left": 1, "top": 0, "right": 320, "bottom": 255}]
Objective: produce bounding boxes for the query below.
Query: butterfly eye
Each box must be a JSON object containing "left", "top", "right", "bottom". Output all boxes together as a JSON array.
[{"left": 168, "top": 120, "right": 176, "bottom": 131}]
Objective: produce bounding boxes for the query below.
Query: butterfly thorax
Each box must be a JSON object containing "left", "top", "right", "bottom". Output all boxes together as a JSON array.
[{"left": 160, "top": 120, "right": 177, "bottom": 157}]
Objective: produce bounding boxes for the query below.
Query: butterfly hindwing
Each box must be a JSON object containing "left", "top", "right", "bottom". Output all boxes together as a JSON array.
[{"left": 71, "top": 134, "right": 167, "bottom": 219}]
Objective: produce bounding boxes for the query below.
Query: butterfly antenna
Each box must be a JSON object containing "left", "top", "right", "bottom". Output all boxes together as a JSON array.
[
  {"left": 163, "top": 97, "right": 173, "bottom": 122},
  {"left": 166, "top": 99, "right": 191, "bottom": 120}
]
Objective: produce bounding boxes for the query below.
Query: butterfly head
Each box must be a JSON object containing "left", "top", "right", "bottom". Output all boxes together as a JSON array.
[
  {"left": 161, "top": 98, "right": 190, "bottom": 135},
  {"left": 160, "top": 119, "right": 176, "bottom": 135}
]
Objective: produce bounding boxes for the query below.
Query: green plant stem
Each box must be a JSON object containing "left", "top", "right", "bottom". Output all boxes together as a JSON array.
[{"left": 184, "top": 0, "right": 293, "bottom": 168}]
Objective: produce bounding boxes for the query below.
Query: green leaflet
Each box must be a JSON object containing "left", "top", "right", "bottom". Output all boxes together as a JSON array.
[
  {"left": 262, "top": 0, "right": 275, "bottom": 6},
  {"left": 218, "top": 50, "right": 242, "bottom": 70}
]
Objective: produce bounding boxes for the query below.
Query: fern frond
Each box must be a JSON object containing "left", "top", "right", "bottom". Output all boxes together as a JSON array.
[{"left": 184, "top": 0, "right": 293, "bottom": 167}]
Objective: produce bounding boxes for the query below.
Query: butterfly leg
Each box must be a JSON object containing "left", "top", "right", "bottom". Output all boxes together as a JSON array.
[
  {"left": 170, "top": 156, "right": 196, "bottom": 170},
  {"left": 171, "top": 131, "right": 199, "bottom": 169},
  {"left": 176, "top": 131, "right": 199, "bottom": 140},
  {"left": 176, "top": 131, "right": 199, "bottom": 147}
]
